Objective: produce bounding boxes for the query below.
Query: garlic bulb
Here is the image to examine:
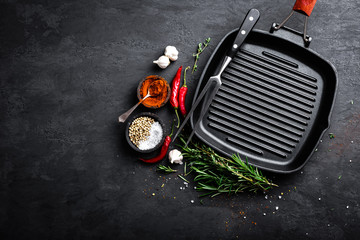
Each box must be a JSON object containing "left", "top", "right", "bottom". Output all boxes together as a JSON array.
[
  {"left": 168, "top": 149, "right": 183, "bottom": 165},
  {"left": 153, "top": 55, "right": 170, "bottom": 69},
  {"left": 164, "top": 46, "right": 179, "bottom": 61}
]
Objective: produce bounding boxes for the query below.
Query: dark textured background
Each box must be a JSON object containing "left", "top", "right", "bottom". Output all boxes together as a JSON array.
[{"left": 0, "top": 0, "right": 359, "bottom": 239}]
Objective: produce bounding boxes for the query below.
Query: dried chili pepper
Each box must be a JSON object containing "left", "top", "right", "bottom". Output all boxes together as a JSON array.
[
  {"left": 179, "top": 66, "right": 190, "bottom": 117},
  {"left": 170, "top": 66, "right": 182, "bottom": 128},
  {"left": 139, "top": 122, "right": 175, "bottom": 163}
]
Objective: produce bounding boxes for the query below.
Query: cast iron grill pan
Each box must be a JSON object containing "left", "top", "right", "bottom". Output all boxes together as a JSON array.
[{"left": 190, "top": 27, "right": 337, "bottom": 173}]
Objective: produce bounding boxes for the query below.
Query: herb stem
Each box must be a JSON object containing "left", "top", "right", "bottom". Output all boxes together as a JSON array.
[
  {"left": 178, "top": 174, "right": 189, "bottom": 183},
  {"left": 192, "top": 37, "right": 211, "bottom": 73},
  {"left": 157, "top": 165, "right": 177, "bottom": 174}
]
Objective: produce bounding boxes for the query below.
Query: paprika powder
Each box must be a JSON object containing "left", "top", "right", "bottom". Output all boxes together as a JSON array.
[{"left": 138, "top": 75, "right": 170, "bottom": 108}]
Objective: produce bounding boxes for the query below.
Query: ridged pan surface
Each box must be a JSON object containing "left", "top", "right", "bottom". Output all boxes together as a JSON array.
[{"left": 191, "top": 28, "right": 337, "bottom": 173}]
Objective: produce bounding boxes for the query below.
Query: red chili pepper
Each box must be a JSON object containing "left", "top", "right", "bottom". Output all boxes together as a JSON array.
[
  {"left": 179, "top": 66, "right": 190, "bottom": 117},
  {"left": 139, "top": 136, "right": 171, "bottom": 163},
  {"left": 139, "top": 122, "right": 175, "bottom": 163},
  {"left": 170, "top": 66, "right": 182, "bottom": 128}
]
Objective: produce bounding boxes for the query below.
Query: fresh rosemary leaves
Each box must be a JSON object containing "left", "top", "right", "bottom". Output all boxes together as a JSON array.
[
  {"left": 157, "top": 165, "right": 177, "bottom": 174},
  {"left": 192, "top": 37, "right": 211, "bottom": 73},
  {"left": 179, "top": 138, "right": 277, "bottom": 197}
]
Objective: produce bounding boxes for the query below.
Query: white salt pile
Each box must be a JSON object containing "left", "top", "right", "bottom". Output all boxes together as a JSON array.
[{"left": 138, "top": 122, "right": 163, "bottom": 150}]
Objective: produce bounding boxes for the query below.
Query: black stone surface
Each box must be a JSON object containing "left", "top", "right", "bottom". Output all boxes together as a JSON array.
[{"left": 0, "top": 0, "right": 359, "bottom": 239}]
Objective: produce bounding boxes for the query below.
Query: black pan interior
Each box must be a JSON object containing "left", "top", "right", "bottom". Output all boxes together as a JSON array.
[{"left": 191, "top": 28, "right": 337, "bottom": 173}]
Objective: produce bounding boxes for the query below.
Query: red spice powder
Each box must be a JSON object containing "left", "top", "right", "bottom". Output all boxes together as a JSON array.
[{"left": 138, "top": 75, "right": 169, "bottom": 108}]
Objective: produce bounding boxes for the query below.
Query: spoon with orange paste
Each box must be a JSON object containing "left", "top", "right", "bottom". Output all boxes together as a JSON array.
[{"left": 118, "top": 80, "right": 164, "bottom": 123}]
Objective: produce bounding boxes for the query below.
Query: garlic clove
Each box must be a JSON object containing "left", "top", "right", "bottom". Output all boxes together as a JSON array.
[
  {"left": 168, "top": 149, "right": 183, "bottom": 165},
  {"left": 153, "top": 55, "right": 170, "bottom": 69},
  {"left": 164, "top": 46, "right": 179, "bottom": 61}
]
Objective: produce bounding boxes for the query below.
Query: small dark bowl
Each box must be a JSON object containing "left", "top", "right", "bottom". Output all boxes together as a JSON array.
[
  {"left": 137, "top": 75, "right": 170, "bottom": 109},
  {"left": 125, "top": 112, "right": 165, "bottom": 153}
]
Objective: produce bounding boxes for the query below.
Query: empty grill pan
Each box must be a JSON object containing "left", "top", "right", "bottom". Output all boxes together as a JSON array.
[{"left": 190, "top": 0, "right": 337, "bottom": 173}]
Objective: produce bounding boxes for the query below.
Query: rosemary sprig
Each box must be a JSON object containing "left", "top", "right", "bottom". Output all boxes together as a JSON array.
[
  {"left": 184, "top": 162, "right": 193, "bottom": 176},
  {"left": 178, "top": 174, "right": 190, "bottom": 183},
  {"left": 156, "top": 165, "right": 177, "bottom": 174},
  {"left": 192, "top": 37, "right": 211, "bottom": 73},
  {"left": 179, "top": 138, "right": 277, "bottom": 197}
]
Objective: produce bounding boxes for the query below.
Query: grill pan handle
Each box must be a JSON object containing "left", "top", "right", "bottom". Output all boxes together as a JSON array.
[
  {"left": 293, "top": 0, "right": 317, "bottom": 16},
  {"left": 271, "top": 0, "right": 317, "bottom": 47},
  {"left": 227, "top": 9, "right": 260, "bottom": 59}
]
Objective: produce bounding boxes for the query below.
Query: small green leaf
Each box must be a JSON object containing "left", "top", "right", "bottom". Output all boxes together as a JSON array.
[
  {"left": 329, "top": 133, "right": 335, "bottom": 139},
  {"left": 178, "top": 174, "right": 190, "bottom": 183},
  {"left": 338, "top": 175, "right": 342, "bottom": 180}
]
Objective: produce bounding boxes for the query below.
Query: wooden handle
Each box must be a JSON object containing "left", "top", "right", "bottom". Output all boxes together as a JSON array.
[{"left": 293, "top": 0, "right": 317, "bottom": 16}]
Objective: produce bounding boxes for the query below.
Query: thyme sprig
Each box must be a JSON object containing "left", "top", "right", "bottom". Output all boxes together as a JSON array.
[
  {"left": 179, "top": 138, "right": 277, "bottom": 197},
  {"left": 157, "top": 165, "right": 177, "bottom": 174},
  {"left": 192, "top": 37, "right": 211, "bottom": 73}
]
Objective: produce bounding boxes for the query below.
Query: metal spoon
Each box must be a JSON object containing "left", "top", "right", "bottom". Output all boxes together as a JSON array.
[{"left": 118, "top": 80, "right": 163, "bottom": 123}]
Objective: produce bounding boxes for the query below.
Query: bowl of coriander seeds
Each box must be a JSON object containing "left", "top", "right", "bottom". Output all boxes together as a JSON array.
[{"left": 125, "top": 112, "right": 165, "bottom": 153}]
